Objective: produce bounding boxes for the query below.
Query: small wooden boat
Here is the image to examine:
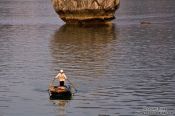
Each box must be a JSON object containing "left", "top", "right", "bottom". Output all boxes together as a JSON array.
[{"left": 48, "top": 85, "right": 72, "bottom": 100}]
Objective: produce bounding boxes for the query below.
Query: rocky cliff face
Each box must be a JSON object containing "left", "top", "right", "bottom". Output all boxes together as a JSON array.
[{"left": 51, "top": 0, "right": 120, "bottom": 24}]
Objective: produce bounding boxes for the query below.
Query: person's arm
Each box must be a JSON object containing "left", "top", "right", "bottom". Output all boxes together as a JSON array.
[
  {"left": 55, "top": 73, "right": 60, "bottom": 78},
  {"left": 64, "top": 73, "right": 67, "bottom": 80}
]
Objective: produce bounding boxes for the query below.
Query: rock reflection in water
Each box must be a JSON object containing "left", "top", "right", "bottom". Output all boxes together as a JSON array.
[{"left": 50, "top": 24, "right": 118, "bottom": 80}]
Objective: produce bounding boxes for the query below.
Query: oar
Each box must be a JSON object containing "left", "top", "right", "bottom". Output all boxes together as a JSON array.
[{"left": 67, "top": 79, "right": 78, "bottom": 92}]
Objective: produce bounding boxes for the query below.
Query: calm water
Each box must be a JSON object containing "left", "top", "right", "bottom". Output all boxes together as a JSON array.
[{"left": 0, "top": 0, "right": 175, "bottom": 116}]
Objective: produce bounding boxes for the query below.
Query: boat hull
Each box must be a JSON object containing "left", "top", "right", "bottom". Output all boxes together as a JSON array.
[{"left": 49, "top": 86, "right": 72, "bottom": 100}]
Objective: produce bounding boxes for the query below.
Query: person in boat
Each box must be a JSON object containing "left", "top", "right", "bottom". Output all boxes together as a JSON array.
[{"left": 53, "top": 69, "right": 68, "bottom": 86}]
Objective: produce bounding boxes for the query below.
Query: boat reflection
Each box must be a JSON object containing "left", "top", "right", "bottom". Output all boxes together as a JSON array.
[{"left": 50, "top": 100, "right": 70, "bottom": 116}]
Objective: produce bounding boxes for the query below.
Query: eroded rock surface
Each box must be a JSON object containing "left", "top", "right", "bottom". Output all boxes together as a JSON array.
[{"left": 51, "top": 0, "right": 120, "bottom": 23}]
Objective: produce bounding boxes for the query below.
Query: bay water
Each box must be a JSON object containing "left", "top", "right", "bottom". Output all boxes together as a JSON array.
[{"left": 0, "top": 0, "right": 175, "bottom": 115}]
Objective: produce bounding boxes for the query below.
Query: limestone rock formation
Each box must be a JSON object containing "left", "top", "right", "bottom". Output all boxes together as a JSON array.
[{"left": 51, "top": 0, "right": 120, "bottom": 24}]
